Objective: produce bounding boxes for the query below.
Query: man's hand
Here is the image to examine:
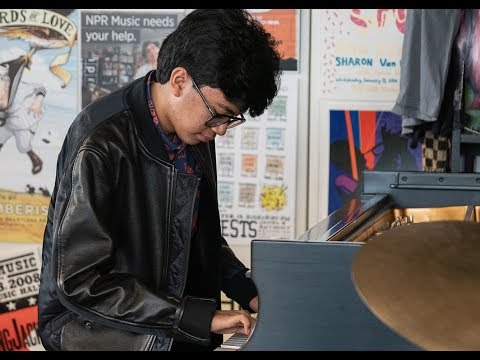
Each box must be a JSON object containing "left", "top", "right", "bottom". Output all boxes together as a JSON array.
[{"left": 211, "top": 310, "right": 256, "bottom": 335}]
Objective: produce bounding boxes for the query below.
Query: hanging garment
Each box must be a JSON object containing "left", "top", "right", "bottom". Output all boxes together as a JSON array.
[{"left": 392, "top": 9, "right": 463, "bottom": 142}]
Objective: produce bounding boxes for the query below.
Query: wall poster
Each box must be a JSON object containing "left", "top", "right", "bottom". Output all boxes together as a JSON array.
[
  {"left": 317, "top": 9, "right": 406, "bottom": 101},
  {"left": 0, "top": 243, "right": 44, "bottom": 351},
  {"left": 217, "top": 73, "right": 298, "bottom": 244},
  {"left": 328, "top": 107, "right": 422, "bottom": 214},
  {"left": 0, "top": 9, "right": 79, "bottom": 243},
  {"left": 80, "top": 9, "right": 184, "bottom": 108},
  {"left": 249, "top": 9, "right": 299, "bottom": 71}
]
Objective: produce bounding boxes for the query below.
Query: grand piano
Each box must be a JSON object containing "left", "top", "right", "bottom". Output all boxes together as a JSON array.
[{"left": 220, "top": 170, "right": 480, "bottom": 351}]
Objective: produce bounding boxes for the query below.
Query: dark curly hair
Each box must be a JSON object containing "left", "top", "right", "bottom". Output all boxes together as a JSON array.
[{"left": 156, "top": 9, "right": 281, "bottom": 117}]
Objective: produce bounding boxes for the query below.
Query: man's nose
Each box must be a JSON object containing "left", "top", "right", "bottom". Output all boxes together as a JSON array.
[{"left": 211, "top": 123, "right": 228, "bottom": 136}]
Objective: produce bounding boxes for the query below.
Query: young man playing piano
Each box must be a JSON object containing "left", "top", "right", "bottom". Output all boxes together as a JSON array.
[{"left": 38, "top": 9, "right": 281, "bottom": 351}]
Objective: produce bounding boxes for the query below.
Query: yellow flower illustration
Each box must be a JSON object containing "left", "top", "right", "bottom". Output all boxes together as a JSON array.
[{"left": 260, "top": 184, "right": 287, "bottom": 211}]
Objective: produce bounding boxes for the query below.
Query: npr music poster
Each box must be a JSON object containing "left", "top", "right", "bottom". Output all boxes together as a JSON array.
[
  {"left": 217, "top": 74, "right": 298, "bottom": 243},
  {"left": 80, "top": 9, "right": 183, "bottom": 108},
  {"left": 0, "top": 9, "right": 79, "bottom": 243}
]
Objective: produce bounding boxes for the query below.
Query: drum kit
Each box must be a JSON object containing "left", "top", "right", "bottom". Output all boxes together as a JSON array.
[{"left": 351, "top": 220, "right": 480, "bottom": 350}]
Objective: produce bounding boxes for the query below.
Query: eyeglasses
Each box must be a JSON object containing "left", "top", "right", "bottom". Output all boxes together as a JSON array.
[{"left": 190, "top": 75, "right": 246, "bottom": 129}]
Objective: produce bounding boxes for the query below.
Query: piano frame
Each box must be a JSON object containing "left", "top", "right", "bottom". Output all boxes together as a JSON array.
[{"left": 240, "top": 171, "right": 480, "bottom": 350}]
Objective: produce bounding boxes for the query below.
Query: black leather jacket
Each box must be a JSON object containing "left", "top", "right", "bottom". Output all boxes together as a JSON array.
[{"left": 38, "top": 75, "right": 257, "bottom": 351}]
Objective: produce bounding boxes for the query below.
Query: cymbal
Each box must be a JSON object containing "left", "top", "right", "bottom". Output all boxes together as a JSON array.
[{"left": 351, "top": 220, "right": 480, "bottom": 351}]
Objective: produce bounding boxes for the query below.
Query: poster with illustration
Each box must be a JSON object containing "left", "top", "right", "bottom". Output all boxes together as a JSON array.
[
  {"left": 217, "top": 74, "right": 298, "bottom": 243},
  {"left": 454, "top": 10, "right": 480, "bottom": 134},
  {"left": 0, "top": 9, "right": 78, "bottom": 243},
  {"left": 80, "top": 9, "right": 184, "bottom": 108},
  {"left": 248, "top": 9, "right": 299, "bottom": 71},
  {"left": 329, "top": 109, "right": 422, "bottom": 214},
  {"left": 317, "top": 9, "right": 406, "bottom": 101}
]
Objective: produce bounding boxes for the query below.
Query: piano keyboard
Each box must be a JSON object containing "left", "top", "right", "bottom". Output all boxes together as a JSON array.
[{"left": 215, "top": 332, "right": 249, "bottom": 351}]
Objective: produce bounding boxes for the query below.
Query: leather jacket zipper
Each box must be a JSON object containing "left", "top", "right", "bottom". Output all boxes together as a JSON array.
[
  {"left": 161, "top": 167, "right": 176, "bottom": 289},
  {"left": 178, "top": 176, "right": 201, "bottom": 297}
]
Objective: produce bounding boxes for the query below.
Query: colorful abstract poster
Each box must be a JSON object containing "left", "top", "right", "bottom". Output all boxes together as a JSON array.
[
  {"left": 80, "top": 9, "right": 184, "bottom": 108},
  {"left": 0, "top": 9, "right": 79, "bottom": 243},
  {"left": 317, "top": 9, "right": 406, "bottom": 101},
  {"left": 217, "top": 74, "right": 298, "bottom": 243},
  {"left": 329, "top": 110, "right": 422, "bottom": 214},
  {"left": 248, "top": 9, "right": 299, "bottom": 71},
  {"left": 0, "top": 243, "right": 44, "bottom": 351},
  {"left": 459, "top": 10, "right": 480, "bottom": 134}
]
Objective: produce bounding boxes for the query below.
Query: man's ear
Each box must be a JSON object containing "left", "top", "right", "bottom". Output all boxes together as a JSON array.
[{"left": 169, "top": 67, "right": 188, "bottom": 97}]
